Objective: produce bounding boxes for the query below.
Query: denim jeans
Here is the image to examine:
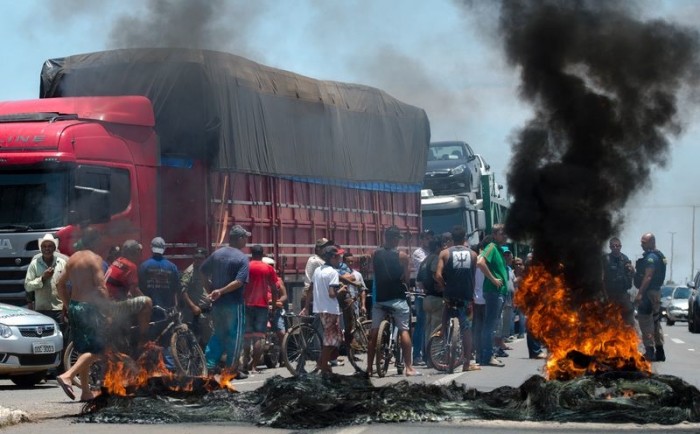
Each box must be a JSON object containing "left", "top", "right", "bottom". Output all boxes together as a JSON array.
[
  {"left": 480, "top": 291, "right": 503, "bottom": 363},
  {"left": 206, "top": 302, "right": 245, "bottom": 370},
  {"left": 412, "top": 296, "right": 425, "bottom": 362}
]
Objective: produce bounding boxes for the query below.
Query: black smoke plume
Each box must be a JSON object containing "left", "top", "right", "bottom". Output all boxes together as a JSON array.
[{"left": 500, "top": 1, "right": 700, "bottom": 295}]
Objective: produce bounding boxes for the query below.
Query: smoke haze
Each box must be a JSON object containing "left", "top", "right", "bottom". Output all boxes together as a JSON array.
[{"left": 497, "top": 0, "right": 700, "bottom": 295}]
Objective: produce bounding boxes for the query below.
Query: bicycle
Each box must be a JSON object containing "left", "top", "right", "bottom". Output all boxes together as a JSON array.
[
  {"left": 373, "top": 291, "right": 419, "bottom": 377},
  {"left": 64, "top": 305, "right": 207, "bottom": 389},
  {"left": 280, "top": 313, "right": 322, "bottom": 376},
  {"left": 427, "top": 300, "right": 466, "bottom": 373}
]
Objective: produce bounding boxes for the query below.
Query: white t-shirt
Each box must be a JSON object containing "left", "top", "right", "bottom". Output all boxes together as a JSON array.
[
  {"left": 347, "top": 269, "right": 366, "bottom": 298},
  {"left": 411, "top": 247, "right": 428, "bottom": 279},
  {"left": 304, "top": 254, "right": 325, "bottom": 289},
  {"left": 312, "top": 264, "right": 341, "bottom": 315}
]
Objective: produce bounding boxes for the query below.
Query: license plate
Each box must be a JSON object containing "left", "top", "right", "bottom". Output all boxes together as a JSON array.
[{"left": 32, "top": 342, "right": 55, "bottom": 354}]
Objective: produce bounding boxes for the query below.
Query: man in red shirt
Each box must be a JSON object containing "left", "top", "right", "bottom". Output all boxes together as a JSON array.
[
  {"left": 104, "top": 240, "right": 153, "bottom": 348},
  {"left": 242, "top": 245, "right": 279, "bottom": 373}
]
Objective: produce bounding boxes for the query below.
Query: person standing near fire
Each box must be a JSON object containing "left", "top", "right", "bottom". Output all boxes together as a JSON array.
[
  {"left": 603, "top": 237, "right": 635, "bottom": 327},
  {"left": 634, "top": 232, "right": 667, "bottom": 362},
  {"left": 312, "top": 245, "right": 346, "bottom": 373},
  {"left": 476, "top": 223, "right": 508, "bottom": 367},
  {"left": 139, "top": 237, "right": 180, "bottom": 322},
  {"left": 201, "top": 225, "right": 250, "bottom": 379},
  {"left": 180, "top": 247, "right": 213, "bottom": 348}
]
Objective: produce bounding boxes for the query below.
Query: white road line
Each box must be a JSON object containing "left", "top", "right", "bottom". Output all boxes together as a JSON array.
[
  {"left": 671, "top": 338, "right": 685, "bottom": 344},
  {"left": 689, "top": 348, "right": 695, "bottom": 352},
  {"left": 432, "top": 372, "right": 462, "bottom": 385}
]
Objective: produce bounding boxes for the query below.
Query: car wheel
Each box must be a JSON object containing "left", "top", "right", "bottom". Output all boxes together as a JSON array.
[
  {"left": 10, "top": 371, "right": 47, "bottom": 388},
  {"left": 691, "top": 311, "right": 700, "bottom": 333}
]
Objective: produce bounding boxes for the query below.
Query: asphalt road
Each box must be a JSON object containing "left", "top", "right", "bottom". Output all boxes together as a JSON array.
[{"left": 2, "top": 321, "right": 700, "bottom": 433}]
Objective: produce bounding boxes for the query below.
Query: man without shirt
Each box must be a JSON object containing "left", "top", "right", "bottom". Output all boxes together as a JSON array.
[{"left": 56, "top": 249, "right": 110, "bottom": 402}]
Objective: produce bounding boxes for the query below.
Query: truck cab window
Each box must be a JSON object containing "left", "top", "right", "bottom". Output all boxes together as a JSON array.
[{"left": 75, "top": 166, "right": 130, "bottom": 215}]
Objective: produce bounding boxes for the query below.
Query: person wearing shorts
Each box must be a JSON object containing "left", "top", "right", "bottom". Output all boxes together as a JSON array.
[
  {"left": 312, "top": 246, "right": 346, "bottom": 373},
  {"left": 367, "top": 226, "right": 419, "bottom": 377},
  {"left": 104, "top": 240, "right": 153, "bottom": 348}
]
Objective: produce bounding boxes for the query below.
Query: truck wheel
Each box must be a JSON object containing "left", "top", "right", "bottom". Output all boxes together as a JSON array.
[{"left": 11, "top": 371, "right": 46, "bottom": 387}]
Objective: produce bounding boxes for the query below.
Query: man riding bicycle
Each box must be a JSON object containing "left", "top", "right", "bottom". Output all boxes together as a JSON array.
[
  {"left": 104, "top": 240, "right": 153, "bottom": 350},
  {"left": 366, "top": 226, "right": 419, "bottom": 377},
  {"left": 435, "top": 225, "right": 479, "bottom": 372}
]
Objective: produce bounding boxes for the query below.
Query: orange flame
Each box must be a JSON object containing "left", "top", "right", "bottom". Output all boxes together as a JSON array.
[
  {"left": 101, "top": 342, "right": 234, "bottom": 396},
  {"left": 515, "top": 265, "right": 651, "bottom": 380}
]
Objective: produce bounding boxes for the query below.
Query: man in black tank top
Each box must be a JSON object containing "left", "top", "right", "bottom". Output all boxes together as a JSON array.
[
  {"left": 436, "top": 225, "right": 478, "bottom": 371},
  {"left": 366, "top": 226, "right": 420, "bottom": 377}
]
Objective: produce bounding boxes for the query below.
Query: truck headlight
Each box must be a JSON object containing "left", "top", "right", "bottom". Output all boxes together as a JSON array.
[
  {"left": 450, "top": 164, "right": 466, "bottom": 175},
  {"left": 0, "top": 323, "right": 12, "bottom": 338}
]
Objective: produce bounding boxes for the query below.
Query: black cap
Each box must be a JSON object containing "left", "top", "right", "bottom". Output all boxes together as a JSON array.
[
  {"left": 322, "top": 245, "right": 340, "bottom": 260},
  {"left": 385, "top": 225, "right": 403, "bottom": 239}
]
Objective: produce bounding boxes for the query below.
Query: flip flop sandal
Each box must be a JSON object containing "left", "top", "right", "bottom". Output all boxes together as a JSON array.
[{"left": 56, "top": 377, "right": 75, "bottom": 400}]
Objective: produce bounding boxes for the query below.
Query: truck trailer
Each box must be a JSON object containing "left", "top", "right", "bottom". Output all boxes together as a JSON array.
[{"left": 0, "top": 48, "right": 429, "bottom": 306}]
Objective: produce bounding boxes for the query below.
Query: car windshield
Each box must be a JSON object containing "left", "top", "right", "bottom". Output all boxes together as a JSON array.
[
  {"left": 661, "top": 286, "right": 674, "bottom": 298},
  {"left": 673, "top": 287, "right": 691, "bottom": 299},
  {"left": 0, "top": 169, "right": 70, "bottom": 230},
  {"left": 428, "top": 144, "right": 466, "bottom": 161},
  {"left": 422, "top": 209, "right": 468, "bottom": 235}
]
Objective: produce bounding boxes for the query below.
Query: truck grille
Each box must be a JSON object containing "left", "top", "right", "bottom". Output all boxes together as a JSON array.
[
  {"left": 0, "top": 256, "right": 32, "bottom": 305},
  {"left": 19, "top": 325, "right": 55, "bottom": 338}
]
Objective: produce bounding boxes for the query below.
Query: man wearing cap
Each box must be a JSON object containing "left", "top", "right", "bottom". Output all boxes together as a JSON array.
[
  {"left": 410, "top": 229, "right": 434, "bottom": 366},
  {"left": 104, "top": 240, "right": 153, "bottom": 349},
  {"left": 312, "top": 245, "right": 347, "bottom": 373},
  {"left": 476, "top": 224, "right": 509, "bottom": 367},
  {"left": 367, "top": 225, "right": 419, "bottom": 377},
  {"left": 25, "top": 234, "right": 67, "bottom": 318},
  {"left": 242, "top": 245, "right": 279, "bottom": 373},
  {"left": 25, "top": 234, "right": 69, "bottom": 360},
  {"left": 200, "top": 225, "right": 250, "bottom": 378},
  {"left": 138, "top": 237, "right": 180, "bottom": 322},
  {"left": 181, "top": 247, "right": 214, "bottom": 348},
  {"left": 300, "top": 237, "right": 333, "bottom": 315}
]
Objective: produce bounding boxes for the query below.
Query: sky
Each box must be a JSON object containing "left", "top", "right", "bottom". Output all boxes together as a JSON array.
[{"left": 2, "top": 0, "right": 699, "bottom": 282}]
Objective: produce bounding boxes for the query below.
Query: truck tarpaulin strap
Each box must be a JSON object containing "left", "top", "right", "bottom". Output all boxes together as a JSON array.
[{"left": 40, "top": 48, "right": 430, "bottom": 192}]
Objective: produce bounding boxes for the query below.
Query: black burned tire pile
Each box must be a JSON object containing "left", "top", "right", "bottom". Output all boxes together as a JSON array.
[{"left": 79, "top": 372, "right": 700, "bottom": 428}]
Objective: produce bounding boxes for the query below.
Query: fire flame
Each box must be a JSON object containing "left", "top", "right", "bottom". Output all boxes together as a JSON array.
[
  {"left": 101, "top": 342, "right": 234, "bottom": 396},
  {"left": 515, "top": 265, "right": 651, "bottom": 380}
]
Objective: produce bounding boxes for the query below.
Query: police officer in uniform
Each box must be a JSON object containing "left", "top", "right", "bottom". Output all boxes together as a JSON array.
[
  {"left": 634, "top": 233, "right": 667, "bottom": 362},
  {"left": 602, "top": 237, "right": 635, "bottom": 327}
]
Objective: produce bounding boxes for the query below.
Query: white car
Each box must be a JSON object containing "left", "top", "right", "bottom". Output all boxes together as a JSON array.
[{"left": 0, "top": 303, "right": 63, "bottom": 386}]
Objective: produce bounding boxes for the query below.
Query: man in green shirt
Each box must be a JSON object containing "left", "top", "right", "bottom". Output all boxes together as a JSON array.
[{"left": 477, "top": 224, "right": 508, "bottom": 367}]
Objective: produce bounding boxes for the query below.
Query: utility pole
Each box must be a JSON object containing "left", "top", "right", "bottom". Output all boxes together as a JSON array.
[
  {"left": 669, "top": 231, "right": 676, "bottom": 283},
  {"left": 693, "top": 206, "right": 696, "bottom": 281}
]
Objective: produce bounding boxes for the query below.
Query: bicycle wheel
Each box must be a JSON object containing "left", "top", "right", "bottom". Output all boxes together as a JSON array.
[
  {"left": 427, "top": 331, "right": 448, "bottom": 372},
  {"left": 63, "top": 341, "right": 104, "bottom": 390},
  {"left": 170, "top": 326, "right": 208, "bottom": 377},
  {"left": 281, "top": 323, "right": 322, "bottom": 376},
  {"left": 375, "top": 320, "right": 392, "bottom": 377},
  {"left": 348, "top": 319, "right": 372, "bottom": 373},
  {"left": 446, "top": 319, "right": 461, "bottom": 374}
]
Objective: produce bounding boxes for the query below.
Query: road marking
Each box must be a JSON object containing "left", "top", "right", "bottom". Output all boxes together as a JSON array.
[
  {"left": 689, "top": 348, "right": 695, "bottom": 352},
  {"left": 671, "top": 338, "right": 685, "bottom": 344},
  {"left": 433, "top": 372, "right": 462, "bottom": 385}
]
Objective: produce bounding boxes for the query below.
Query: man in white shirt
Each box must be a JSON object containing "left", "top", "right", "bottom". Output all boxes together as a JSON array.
[
  {"left": 312, "top": 246, "right": 346, "bottom": 373},
  {"left": 301, "top": 238, "right": 333, "bottom": 315}
]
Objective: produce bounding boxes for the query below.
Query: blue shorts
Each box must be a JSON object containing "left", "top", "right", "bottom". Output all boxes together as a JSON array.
[
  {"left": 371, "top": 299, "right": 410, "bottom": 331},
  {"left": 270, "top": 308, "right": 285, "bottom": 332},
  {"left": 442, "top": 300, "right": 473, "bottom": 332},
  {"left": 245, "top": 306, "right": 268, "bottom": 336}
]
